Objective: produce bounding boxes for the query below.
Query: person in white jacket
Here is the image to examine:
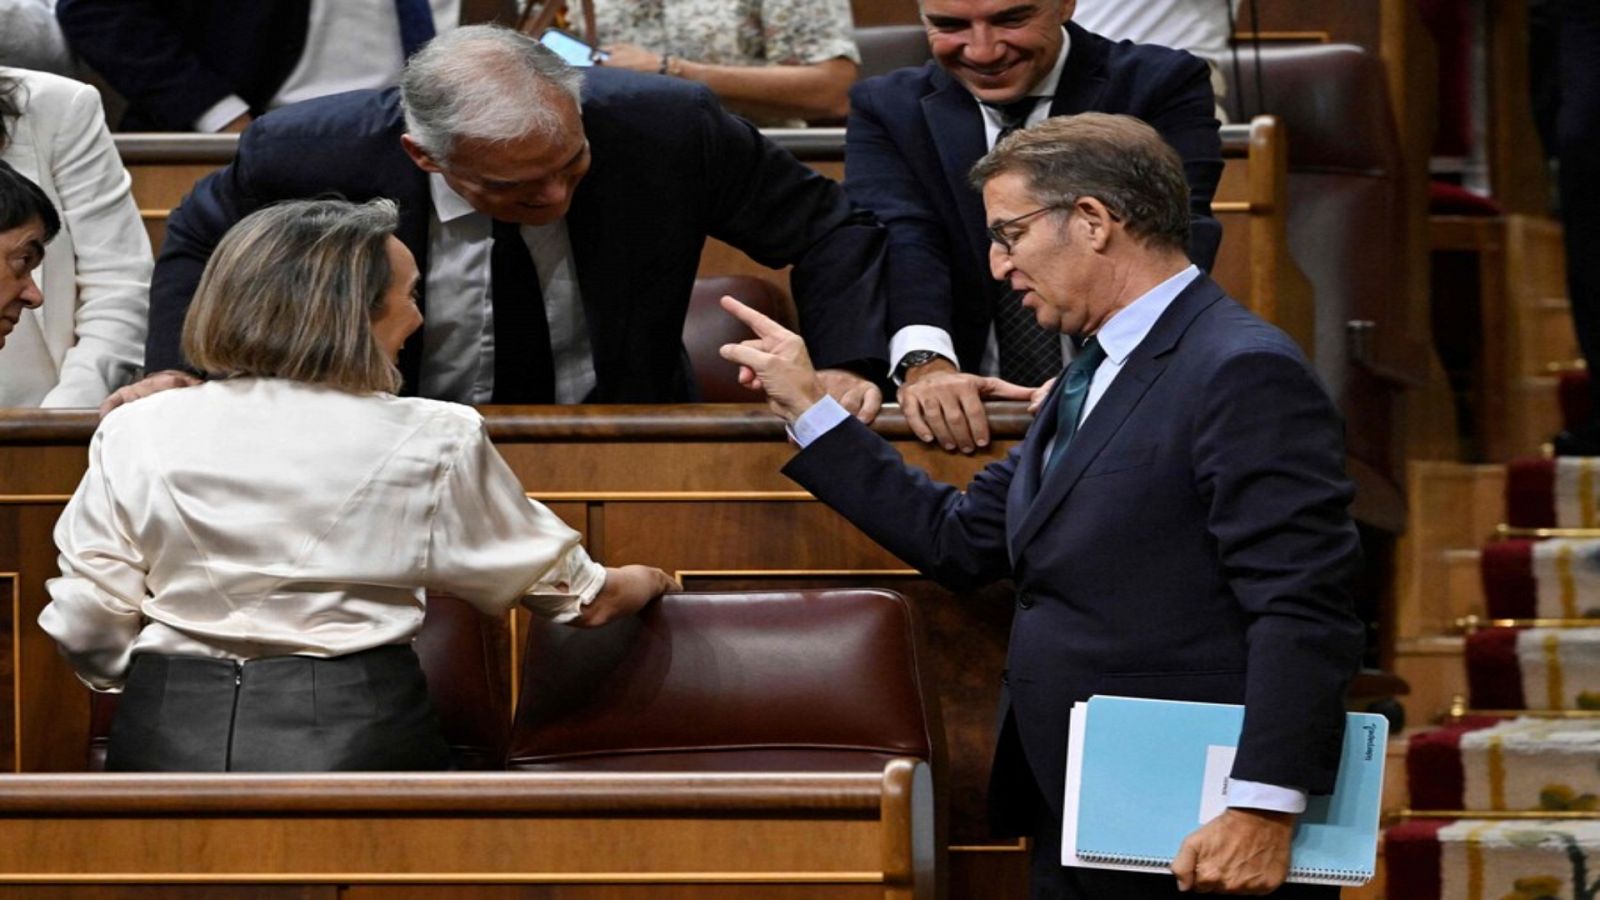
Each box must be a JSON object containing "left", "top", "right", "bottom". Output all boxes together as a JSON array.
[{"left": 0, "top": 66, "right": 150, "bottom": 407}]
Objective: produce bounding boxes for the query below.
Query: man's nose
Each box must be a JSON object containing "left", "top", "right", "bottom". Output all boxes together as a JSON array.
[
  {"left": 963, "top": 24, "right": 1006, "bottom": 65},
  {"left": 989, "top": 243, "right": 1013, "bottom": 280},
  {"left": 18, "top": 274, "right": 43, "bottom": 308}
]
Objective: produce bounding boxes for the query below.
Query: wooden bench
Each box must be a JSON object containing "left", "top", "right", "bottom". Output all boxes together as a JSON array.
[{"left": 0, "top": 767, "right": 932, "bottom": 898}]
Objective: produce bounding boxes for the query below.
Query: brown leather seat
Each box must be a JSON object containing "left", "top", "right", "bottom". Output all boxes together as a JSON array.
[
  {"left": 86, "top": 593, "right": 511, "bottom": 771},
  {"left": 853, "top": 25, "right": 931, "bottom": 80},
  {"left": 1226, "top": 44, "right": 1412, "bottom": 506},
  {"left": 683, "top": 275, "right": 796, "bottom": 402},
  {"left": 506, "top": 589, "right": 943, "bottom": 775}
]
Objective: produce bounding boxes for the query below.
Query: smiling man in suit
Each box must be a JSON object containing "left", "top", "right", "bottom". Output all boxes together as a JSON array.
[
  {"left": 723, "top": 113, "right": 1362, "bottom": 899},
  {"left": 135, "top": 24, "right": 886, "bottom": 413},
  {"left": 848, "top": 0, "right": 1222, "bottom": 456}
]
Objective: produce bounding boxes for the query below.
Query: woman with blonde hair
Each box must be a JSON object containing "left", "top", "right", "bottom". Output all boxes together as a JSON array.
[{"left": 39, "top": 198, "right": 677, "bottom": 771}]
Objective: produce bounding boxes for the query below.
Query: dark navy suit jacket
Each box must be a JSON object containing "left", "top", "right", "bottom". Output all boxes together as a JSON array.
[
  {"left": 844, "top": 23, "right": 1224, "bottom": 373},
  {"left": 145, "top": 68, "right": 887, "bottom": 401},
  {"left": 57, "top": 0, "right": 314, "bottom": 130},
  {"left": 785, "top": 275, "right": 1364, "bottom": 829}
]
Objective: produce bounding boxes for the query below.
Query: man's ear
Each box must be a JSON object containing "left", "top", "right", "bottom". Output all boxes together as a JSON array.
[
  {"left": 1075, "top": 196, "right": 1114, "bottom": 251},
  {"left": 1058, "top": 0, "right": 1077, "bottom": 24},
  {"left": 400, "top": 134, "right": 444, "bottom": 174}
]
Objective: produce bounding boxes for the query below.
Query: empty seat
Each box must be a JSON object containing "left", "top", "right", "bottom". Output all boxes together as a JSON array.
[{"left": 507, "top": 589, "right": 943, "bottom": 774}]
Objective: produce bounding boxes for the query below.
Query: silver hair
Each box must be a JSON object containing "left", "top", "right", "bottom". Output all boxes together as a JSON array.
[{"left": 400, "top": 24, "right": 584, "bottom": 161}]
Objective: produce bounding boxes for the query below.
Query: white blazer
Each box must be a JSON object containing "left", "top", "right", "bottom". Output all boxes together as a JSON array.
[{"left": 0, "top": 67, "right": 151, "bottom": 407}]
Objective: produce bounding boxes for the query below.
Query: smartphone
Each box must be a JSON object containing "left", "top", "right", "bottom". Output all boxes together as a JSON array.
[{"left": 539, "top": 27, "right": 607, "bottom": 67}]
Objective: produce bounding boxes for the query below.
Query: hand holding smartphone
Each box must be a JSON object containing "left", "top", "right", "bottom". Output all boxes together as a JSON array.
[{"left": 539, "top": 27, "right": 607, "bottom": 67}]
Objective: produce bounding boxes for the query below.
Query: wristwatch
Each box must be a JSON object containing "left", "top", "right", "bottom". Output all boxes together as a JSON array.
[{"left": 894, "top": 349, "right": 950, "bottom": 381}]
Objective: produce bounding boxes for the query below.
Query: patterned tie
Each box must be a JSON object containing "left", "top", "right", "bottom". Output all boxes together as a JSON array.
[
  {"left": 1044, "top": 337, "right": 1107, "bottom": 474},
  {"left": 985, "top": 97, "right": 1041, "bottom": 142},
  {"left": 395, "top": 0, "right": 437, "bottom": 58},
  {"left": 489, "top": 220, "right": 556, "bottom": 403}
]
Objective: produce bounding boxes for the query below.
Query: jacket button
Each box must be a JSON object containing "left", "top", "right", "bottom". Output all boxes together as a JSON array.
[{"left": 1017, "top": 594, "right": 1034, "bottom": 609}]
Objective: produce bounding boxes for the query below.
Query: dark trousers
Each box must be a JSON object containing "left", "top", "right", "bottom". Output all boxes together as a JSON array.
[
  {"left": 106, "top": 645, "right": 451, "bottom": 772},
  {"left": 1019, "top": 767, "right": 1340, "bottom": 899}
]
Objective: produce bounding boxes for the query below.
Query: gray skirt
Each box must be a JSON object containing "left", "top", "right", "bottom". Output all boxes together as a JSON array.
[{"left": 105, "top": 645, "right": 451, "bottom": 772}]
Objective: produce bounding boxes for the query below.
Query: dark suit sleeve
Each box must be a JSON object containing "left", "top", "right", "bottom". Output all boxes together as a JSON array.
[
  {"left": 843, "top": 80, "right": 962, "bottom": 341},
  {"left": 783, "top": 417, "right": 1014, "bottom": 590},
  {"left": 694, "top": 91, "right": 887, "bottom": 374},
  {"left": 56, "top": 0, "right": 237, "bottom": 130},
  {"left": 144, "top": 132, "right": 267, "bottom": 372},
  {"left": 1146, "top": 53, "right": 1225, "bottom": 271},
  {"left": 1194, "top": 347, "right": 1365, "bottom": 794}
]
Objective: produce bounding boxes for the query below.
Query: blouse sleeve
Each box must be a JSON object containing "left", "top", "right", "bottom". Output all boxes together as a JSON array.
[
  {"left": 425, "top": 419, "right": 607, "bottom": 622},
  {"left": 38, "top": 428, "right": 148, "bottom": 691}
]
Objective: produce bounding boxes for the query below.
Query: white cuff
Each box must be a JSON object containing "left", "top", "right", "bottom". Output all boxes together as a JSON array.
[
  {"left": 1225, "top": 779, "right": 1308, "bottom": 814},
  {"left": 889, "top": 325, "right": 960, "bottom": 383},
  {"left": 194, "top": 95, "right": 250, "bottom": 133},
  {"left": 522, "top": 550, "right": 608, "bottom": 624},
  {"left": 789, "top": 395, "right": 851, "bottom": 448}
]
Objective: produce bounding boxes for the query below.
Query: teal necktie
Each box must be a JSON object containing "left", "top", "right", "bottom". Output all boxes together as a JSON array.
[{"left": 1044, "top": 337, "right": 1107, "bottom": 474}]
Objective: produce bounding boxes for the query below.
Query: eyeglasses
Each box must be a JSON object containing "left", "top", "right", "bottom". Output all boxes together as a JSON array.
[{"left": 986, "top": 204, "right": 1066, "bottom": 254}]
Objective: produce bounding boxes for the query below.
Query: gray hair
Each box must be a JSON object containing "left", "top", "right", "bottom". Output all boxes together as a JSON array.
[
  {"left": 400, "top": 24, "right": 584, "bottom": 161},
  {"left": 183, "top": 198, "right": 405, "bottom": 394},
  {"left": 969, "top": 113, "right": 1191, "bottom": 253}
]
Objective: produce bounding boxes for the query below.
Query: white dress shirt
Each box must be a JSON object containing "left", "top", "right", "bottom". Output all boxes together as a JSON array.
[
  {"left": 40, "top": 378, "right": 605, "bottom": 692},
  {"left": 798, "top": 265, "right": 1308, "bottom": 815},
  {"left": 195, "top": 0, "right": 461, "bottom": 131},
  {"left": 887, "top": 26, "right": 1074, "bottom": 381},
  {"left": 420, "top": 174, "right": 598, "bottom": 404}
]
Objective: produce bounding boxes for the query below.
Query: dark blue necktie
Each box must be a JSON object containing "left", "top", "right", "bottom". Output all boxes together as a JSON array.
[
  {"left": 489, "top": 220, "right": 556, "bottom": 404},
  {"left": 395, "top": 0, "right": 437, "bottom": 58},
  {"left": 1044, "top": 337, "right": 1107, "bottom": 474}
]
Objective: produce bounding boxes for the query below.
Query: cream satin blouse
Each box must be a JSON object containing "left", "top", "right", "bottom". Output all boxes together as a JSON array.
[{"left": 39, "top": 379, "right": 606, "bottom": 691}]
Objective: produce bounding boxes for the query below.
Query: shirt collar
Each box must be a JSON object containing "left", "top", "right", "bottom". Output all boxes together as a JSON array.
[
  {"left": 429, "top": 172, "right": 478, "bottom": 224},
  {"left": 1093, "top": 265, "right": 1200, "bottom": 365},
  {"left": 1031, "top": 26, "right": 1070, "bottom": 99}
]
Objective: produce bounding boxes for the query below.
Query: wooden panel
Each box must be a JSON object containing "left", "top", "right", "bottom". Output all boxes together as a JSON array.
[
  {"left": 0, "top": 890, "right": 333, "bottom": 900},
  {"left": 2, "top": 570, "right": 14, "bottom": 773},
  {"left": 0, "top": 768, "right": 927, "bottom": 898}
]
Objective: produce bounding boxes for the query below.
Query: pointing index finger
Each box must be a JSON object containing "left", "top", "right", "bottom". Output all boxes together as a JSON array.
[{"left": 719, "top": 294, "right": 793, "bottom": 341}]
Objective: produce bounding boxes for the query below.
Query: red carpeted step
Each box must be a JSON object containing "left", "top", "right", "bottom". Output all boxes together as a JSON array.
[
  {"left": 1466, "top": 627, "right": 1527, "bottom": 709},
  {"left": 1407, "top": 724, "right": 1477, "bottom": 810},
  {"left": 1482, "top": 539, "right": 1538, "bottom": 619},
  {"left": 1506, "top": 458, "right": 1557, "bottom": 529},
  {"left": 1384, "top": 818, "right": 1448, "bottom": 900},
  {"left": 1562, "top": 371, "right": 1590, "bottom": 433}
]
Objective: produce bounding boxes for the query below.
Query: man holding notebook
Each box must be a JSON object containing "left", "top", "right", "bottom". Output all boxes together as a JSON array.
[{"left": 722, "top": 113, "right": 1364, "bottom": 898}]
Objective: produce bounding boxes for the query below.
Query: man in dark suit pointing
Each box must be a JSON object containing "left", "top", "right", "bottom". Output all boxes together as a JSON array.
[
  {"left": 130, "top": 25, "right": 886, "bottom": 414},
  {"left": 723, "top": 113, "right": 1362, "bottom": 899},
  {"left": 847, "top": 0, "right": 1222, "bottom": 455}
]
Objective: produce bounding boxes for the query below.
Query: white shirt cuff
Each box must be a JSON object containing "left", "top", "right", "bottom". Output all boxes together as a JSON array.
[
  {"left": 889, "top": 325, "right": 960, "bottom": 383},
  {"left": 195, "top": 95, "right": 250, "bottom": 132},
  {"left": 789, "top": 395, "right": 851, "bottom": 448},
  {"left": 1226, "top": 779, "right": 1308, "bottom": 814}
]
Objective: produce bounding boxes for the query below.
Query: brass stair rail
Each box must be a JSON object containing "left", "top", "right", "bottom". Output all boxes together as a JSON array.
[
  {"left": 1390, "top": 809, "right": 1600, "bottom": 822},
  {"left": 1496, "top": 524, "right": 1600, "bottom": 539},
  {"left": 1455, "top": 614, "right": 1600, "bottom": 633}
]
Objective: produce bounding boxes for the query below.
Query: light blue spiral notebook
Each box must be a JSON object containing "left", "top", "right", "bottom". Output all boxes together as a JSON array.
[{"left": 1061, "top": 695, "right": 1387, "bottom": 886}]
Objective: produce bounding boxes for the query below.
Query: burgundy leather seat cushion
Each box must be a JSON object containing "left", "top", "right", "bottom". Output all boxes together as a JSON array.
[{"left": 507, "top": 589, "right": 938, "bottom": 769}]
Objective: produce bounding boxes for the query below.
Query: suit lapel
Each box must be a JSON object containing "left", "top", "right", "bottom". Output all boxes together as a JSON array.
[
  {"left": 1005, "top": 373, "right": 1065, "bottom": 560},
  {"left": 1008, "top": 277, "right": 1227, "bottom": 553},
  {"left": 1048, "top": 23, "right": 1112, "bottom": 118},
  {"left": 921, "top": 71, "right": 991, "bottom": 263}
]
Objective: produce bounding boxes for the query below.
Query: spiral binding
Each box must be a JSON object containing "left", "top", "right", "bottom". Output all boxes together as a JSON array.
[{"left": 1077, "top": 851, "right": 1370, "bottom": 885}]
